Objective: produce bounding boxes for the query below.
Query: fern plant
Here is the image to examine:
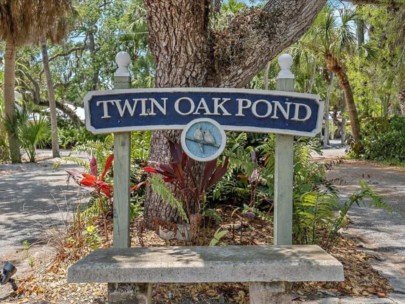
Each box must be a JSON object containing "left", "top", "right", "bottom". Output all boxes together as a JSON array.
[
  {"left": 149, "top": 174, "right": 188, "bottom": 223},
  {"left": 293, "top": 191, "right": 338, "bottom": 245},
  {"left": 325, "top": 179, "right": 391, "bottom": 249},
  {"left": 72, "top": 135, "right": 114, "bottom": 171}
]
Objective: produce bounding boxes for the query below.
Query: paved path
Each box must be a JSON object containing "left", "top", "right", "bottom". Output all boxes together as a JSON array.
[
  {"left": 310, "top": 144, "right": 405, "bottom": 303},
  {"left": 328, "top": 161, "right": 405, "bottom": 303},
  {"left": 0, "top": 152, "right": 88, "bottom": 257},
  {"left": 0, "top": 152, "right": 89, "bottom": 300}
]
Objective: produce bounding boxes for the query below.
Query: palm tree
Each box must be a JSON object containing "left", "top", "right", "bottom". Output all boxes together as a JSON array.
[
  {"left": 301, "top": 6, "right": 362, "bottom": 151},
  {"left": 0, "top": 0, "right": 72, "bottom": 163},
  {"left": 42, "top": 42, "right": 63, "bottom": 158}
]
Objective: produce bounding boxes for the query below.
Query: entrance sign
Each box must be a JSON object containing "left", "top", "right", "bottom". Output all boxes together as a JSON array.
[
  {"left": 84, "top": 88, "right": 323, "bottom": 137},
  {"left": 74, "top": 53, "right": 332, "bottom": 303}
]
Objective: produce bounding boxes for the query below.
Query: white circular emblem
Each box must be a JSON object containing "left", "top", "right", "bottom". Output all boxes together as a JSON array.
[{"left": 181, "top": 118, "right": 226, "bottom": 162}]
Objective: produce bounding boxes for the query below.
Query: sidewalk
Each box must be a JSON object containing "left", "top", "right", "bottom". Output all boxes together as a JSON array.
[
  {"left": 0, "top": 153, "right": 88, "bottom": 257},
  {"left": 310, "top": 142, "right": 405, "bottom": 304}
]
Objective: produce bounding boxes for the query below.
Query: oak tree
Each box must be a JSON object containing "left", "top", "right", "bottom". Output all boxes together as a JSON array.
[{"left": 143, "top": 0, "right": 328, "bottom": 226}]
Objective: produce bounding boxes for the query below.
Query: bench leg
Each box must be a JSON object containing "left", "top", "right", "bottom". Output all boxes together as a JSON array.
[
  {"left": 108, "top": 283, "right": 152, "bottom": 304},
  {"left": 249, "top": 282, "right": 290, "bottom": 304}
]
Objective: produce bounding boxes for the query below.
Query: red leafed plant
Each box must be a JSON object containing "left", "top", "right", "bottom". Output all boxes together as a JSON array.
[
  {"left": 66, "top": 154, "right": 116, "bottom": 242},
  {"left": 67, "top": 154, "right": 114, "bottom": 199},
  {"left": 144, "top": 141, "right": 229, "bottom": 237}
]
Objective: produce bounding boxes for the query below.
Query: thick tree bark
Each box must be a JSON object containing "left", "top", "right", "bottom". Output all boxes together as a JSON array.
[
  {"left": 41, "top": 42, "right": 60, "bottom": 158},
  {"left": 143, "top": 0, "right": 327, "bottom": 227},
  {"left": 3, "top": 39, "right": 21, "bottom": 163},
  {"left": 214, "top": 0, "right": 326, "bottom": 87},
  {"left": 144, "top": 0, "right": 210, "bottom": 227},
  {"left": 346, "top": 0, "right": 405, "bottom": 5}
]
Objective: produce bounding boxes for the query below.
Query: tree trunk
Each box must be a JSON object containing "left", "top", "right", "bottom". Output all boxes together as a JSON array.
[
  {"left": 323, "top": 73, "right": 334, "bottom": 147},
  {"left": 400, "top": 80, "right": 405, "bottom": 116},
  {"left": 330, "top": 61, "right": 361, "bottom": 151},
  {"left": 3, "top": 39, "right": 21, "bottom": 163},
  {"left": 143, "top": 0, "right": 327, "bottom": 227},
  {"left": 41, "top": 42, "right": 60, "bottom": 158},
  {"left": 143, "top": 0, "right": 210, "bottom": 227},
  {"left": 326, "top": 54, "right": 361, "bottom": 150},
  {"left": 88, "top": 30, "right": 100, "bottom": 90},
  {"left": 356, "top": 18, "right": 365, "bottom": 48}
]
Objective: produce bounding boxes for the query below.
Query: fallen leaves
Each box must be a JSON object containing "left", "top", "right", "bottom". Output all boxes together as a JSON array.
[
  {"left": 6, "top": 209, "right": 393, "bottom": 303},
  {"left": 295, "top": 237, "right": 392, "bottom": 299}
]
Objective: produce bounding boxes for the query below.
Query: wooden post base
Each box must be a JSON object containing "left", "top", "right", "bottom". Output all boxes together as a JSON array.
[
  {"left": 108, "top": 283, "right": 152, "bottom": 304},
  {"left": 249, "top": 282, "right": 290, "bottom": 304}
]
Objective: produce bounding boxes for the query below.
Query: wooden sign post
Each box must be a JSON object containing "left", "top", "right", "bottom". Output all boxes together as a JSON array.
[
  {"left": 112, "top": 52, "right": 131, "bottom": 248},
  {"left": 274, "top": 54, "right": 295, "bottom": 246}
]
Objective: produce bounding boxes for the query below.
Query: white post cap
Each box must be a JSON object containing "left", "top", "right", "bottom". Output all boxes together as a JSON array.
[
  {"left": 115, "top": 51, "right": 131, "bottom": 77},
  {"left": 277, "top": 53, "right": 294, "bottom": 79}
]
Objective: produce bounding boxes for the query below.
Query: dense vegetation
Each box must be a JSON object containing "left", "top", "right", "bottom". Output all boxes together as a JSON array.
[{"left": 361, "top": 116, "right": 405, "bottom": 163}]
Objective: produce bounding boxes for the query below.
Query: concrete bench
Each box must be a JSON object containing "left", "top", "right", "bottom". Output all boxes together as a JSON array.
[{"left": 68, "top": 245, "right": 344, "bottom": 304}]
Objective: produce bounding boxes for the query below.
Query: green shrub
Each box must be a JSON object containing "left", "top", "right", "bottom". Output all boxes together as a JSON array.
[
  {"left": 294, "top": 180, "right": 390, "bottom": 249},
  {"left": 3, "top": 107, "right": 50, "bottom": 162},
  {"left": 19, "top": 116, "right": 50, "bottom": 162},
  {"left": 362, "top": 116, "right": 405, "bottom": 163},
  {"left": 209, "top": 133, "right": 390, "bottom": 249},
  {"left": 58, "top": 126, "right": 105, "bottom": 149}
]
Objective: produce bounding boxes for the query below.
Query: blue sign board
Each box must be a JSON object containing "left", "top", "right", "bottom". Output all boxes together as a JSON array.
[{"left": 84, "top": 88, "right": 323, "bottom": 137}]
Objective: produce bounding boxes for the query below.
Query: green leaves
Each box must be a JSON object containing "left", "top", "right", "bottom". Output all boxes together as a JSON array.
[
  {"left": 3, "top": 107, "right": 50, "bottom": 162},
  {"left": 362, "top": 116, "right": 405, "bottom": 163},
  {"left": 209, "top": 228, "right": 229, "bottom": 246},
  {"left": 149, "top": 174, "right": 189, "bottom": 223},
  {"left": 19, "top": 117, "right": 50, "bottom": 162},
  {"left": 294, "top": 191, "right": 338, "bottom": 245},
  {"left": 326, "top": 179, "right": 390, "bottom": 249}
]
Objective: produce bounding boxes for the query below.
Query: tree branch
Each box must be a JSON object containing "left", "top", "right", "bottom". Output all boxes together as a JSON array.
[
  {"left": 49, "top": 46, "right": 86, "bottom": 62},
  {"left": 211, "top": 0, "right": 327, "bottom": 88},
  {"left": 36, "top": 99, "right": 85, "bottom": 127},
  {"left": 22, "top": 69, "right": 84, "bottom": 127},
  {"left": 24, "top": 71, "right": 42, "bottom": 102}
]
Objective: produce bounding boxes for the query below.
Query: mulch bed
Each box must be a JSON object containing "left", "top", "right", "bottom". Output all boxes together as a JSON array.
[{"left": 3, "top": 208, "right": 392, "bottom": 303}]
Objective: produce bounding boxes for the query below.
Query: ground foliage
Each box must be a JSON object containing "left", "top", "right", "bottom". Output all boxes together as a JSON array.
[
  {"left": 361, "top": 116, "right": 405, "bottom": 164},
  {"left": 4, "top": 207, "right": 392, "bottom": 304}
]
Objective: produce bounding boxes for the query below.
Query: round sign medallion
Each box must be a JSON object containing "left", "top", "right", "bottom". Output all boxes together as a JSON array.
[{"left": 181, "top": 118, "right": 226, "bottom": 162}]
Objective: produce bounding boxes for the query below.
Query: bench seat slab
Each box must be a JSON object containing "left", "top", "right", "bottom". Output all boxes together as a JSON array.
[{"left": 68, "top": 245, "right": 344, "bottom": 284}]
